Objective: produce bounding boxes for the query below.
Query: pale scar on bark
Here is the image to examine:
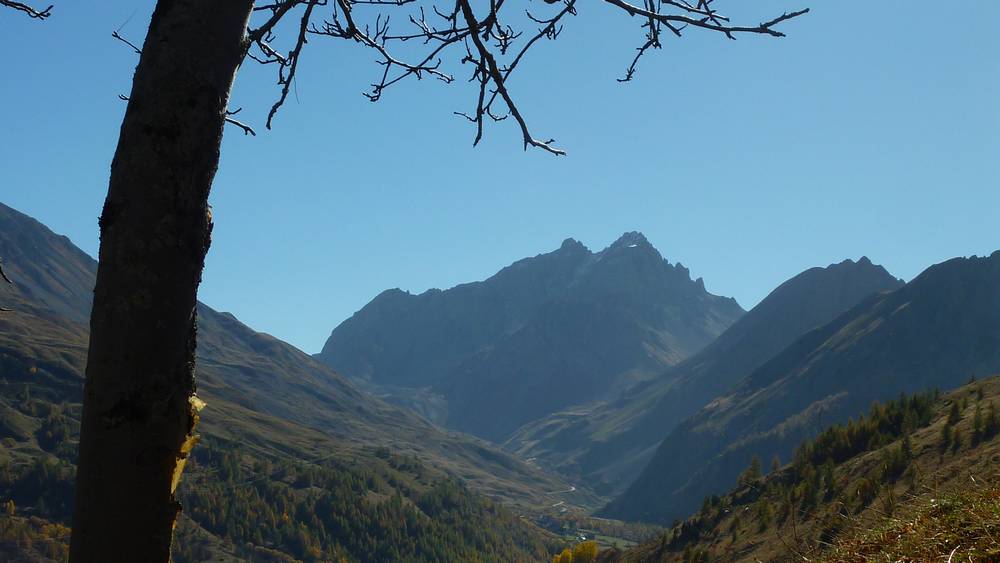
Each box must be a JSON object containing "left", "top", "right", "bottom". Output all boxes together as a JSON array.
[{"left": 171, "top": 394, "right": 206, "bottom": 497}]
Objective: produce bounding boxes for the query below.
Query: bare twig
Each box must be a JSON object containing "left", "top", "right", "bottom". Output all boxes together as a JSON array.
[
  {"left": 225, "top": 108, "right": 257, "bottom": 136},
  {"left": 242, "top": 0, "right": 806, "bottom": 153},
  {"left": 0, "top": 0, "right": 52, "bottom": 19},
  {"left": 111, "top": 30, "right": 142, "bottom": 55}
]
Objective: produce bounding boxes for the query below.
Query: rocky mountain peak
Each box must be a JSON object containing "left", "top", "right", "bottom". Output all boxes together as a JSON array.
[
  {"left": 606, "top": 231, "right": 657, "bottom": 254},
  {"left": 558, "top": 237, "right": 588, "bottom": 253}
]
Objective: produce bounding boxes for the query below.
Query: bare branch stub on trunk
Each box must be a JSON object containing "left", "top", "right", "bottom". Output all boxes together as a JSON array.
[
  {"left": 0, "top": 0, "right": 52, "bottom": 19},
  {"left": 113, "top": 39, "right": 260, "bottom": 138},
  {"left": 246, "top": 0, "right": 807, "bottom": 155}
]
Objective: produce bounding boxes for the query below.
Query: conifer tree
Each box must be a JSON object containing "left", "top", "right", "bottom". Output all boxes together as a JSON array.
[
  {"left": 948, "top": 401, "right": 962, "bottom": 425},
  {"left": 973, "top": 402, "right": 984, "bottom": 442},
  {"left": 738, "top": 455, "right": 763, "bottom": 487},
  {"left": 940, "top": 423, "right": 953, "bottom": 449},
  {"left": 987, "top": 401, "right": 999, "bottom": 436},
  {"left": 951, "top": 427, "right": 963, "bottom": 452}
]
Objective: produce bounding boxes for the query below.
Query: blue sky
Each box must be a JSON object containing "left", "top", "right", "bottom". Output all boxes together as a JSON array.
[{"left": 2, "top": 1, "right": 998, "bottom": 353}]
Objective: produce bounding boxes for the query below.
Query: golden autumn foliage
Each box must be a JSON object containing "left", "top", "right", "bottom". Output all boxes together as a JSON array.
[
  {"left": 552, "top": 540, "right": 599, "bottom": 563},
  {"left": 573, "top": 540, "right": 599, "bottom": 561}
]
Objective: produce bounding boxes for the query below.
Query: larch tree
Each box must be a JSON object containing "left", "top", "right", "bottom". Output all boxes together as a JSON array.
[{"left": 8, "top": 1, "right": 808, "bottom": 561}]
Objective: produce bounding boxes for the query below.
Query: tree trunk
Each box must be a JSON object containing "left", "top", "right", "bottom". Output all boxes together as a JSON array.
[{"left": 70, "top": 2, "right": 253, "bottom": 561}]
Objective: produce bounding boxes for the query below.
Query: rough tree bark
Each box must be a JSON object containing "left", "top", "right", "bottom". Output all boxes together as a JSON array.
[{"left": 69, "top": 1, "right": 254, "bottom": 561}]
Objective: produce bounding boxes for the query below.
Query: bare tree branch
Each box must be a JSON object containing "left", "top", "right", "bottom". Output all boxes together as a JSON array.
[
  {"left": 265, "top": 0, "right": 319, "bottom": 128},
  {"left": 242, "top": 0, "right": 807, "bottom": 154},
  {"left": 457, "top": 0, "right": 567, "bottom": 155},
  {"left": 14, "top": 0, "right": 808, "bottom": 153},
  {"left": 0, "top": 0, "right": 52, "bottom": 19}
]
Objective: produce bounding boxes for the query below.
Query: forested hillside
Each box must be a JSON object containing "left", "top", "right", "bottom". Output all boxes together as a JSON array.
[
  {"left": 601, "top": 376, "right": 1000, "bottom": 562},
  {"left": 0, "top": 202, "right": 582, "bottom": 561},
  {"left": 0, "top": 421, "right": 559, "bottom": 562}
]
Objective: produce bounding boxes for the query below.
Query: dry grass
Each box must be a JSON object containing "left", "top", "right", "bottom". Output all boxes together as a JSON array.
[{"left": 825, "top": 483, "right": 1000, "bottom": 562}]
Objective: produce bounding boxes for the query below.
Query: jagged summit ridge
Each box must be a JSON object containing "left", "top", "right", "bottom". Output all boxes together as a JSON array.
[
  {"left": 601, "top": 231, "right": 663, "bottom": 261},
  {"left": 609, "top": 231, "right": 651, "bottom": 249}
]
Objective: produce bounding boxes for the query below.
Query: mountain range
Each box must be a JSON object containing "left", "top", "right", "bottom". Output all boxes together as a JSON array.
[
  {"left": 603, "top": 249, "right": 1000, "bottom": 524},
  {"left": 318, "top": 232, "right": 745, "bottom": 441},
  {"left": 507, "top": 257, "right": 903, "bottom": 495}
]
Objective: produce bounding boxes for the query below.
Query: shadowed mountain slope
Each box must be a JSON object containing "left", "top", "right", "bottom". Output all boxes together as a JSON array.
[
  {"left": 507, "top": 258, "right": 903, "bottom": 495},
  {"left": 0, "top": 201, "right": 586, "bottom": 511},
  {"left": 318, "top": 232, "right": 745, "bottom": 441},
  {"left": 604, "top": 251, "right": 1000, "bottom": 524}
]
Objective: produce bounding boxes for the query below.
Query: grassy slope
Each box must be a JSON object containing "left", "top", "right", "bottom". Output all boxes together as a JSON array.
[
  {"left": 602, "top": 375, "right": 1000, "bottom": 562},
  {"left": 0, "top": 289, "right": 591, "bottom": 511},
  {"left": 0, "top": 305, "right": 570, "bottom": 562}
]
